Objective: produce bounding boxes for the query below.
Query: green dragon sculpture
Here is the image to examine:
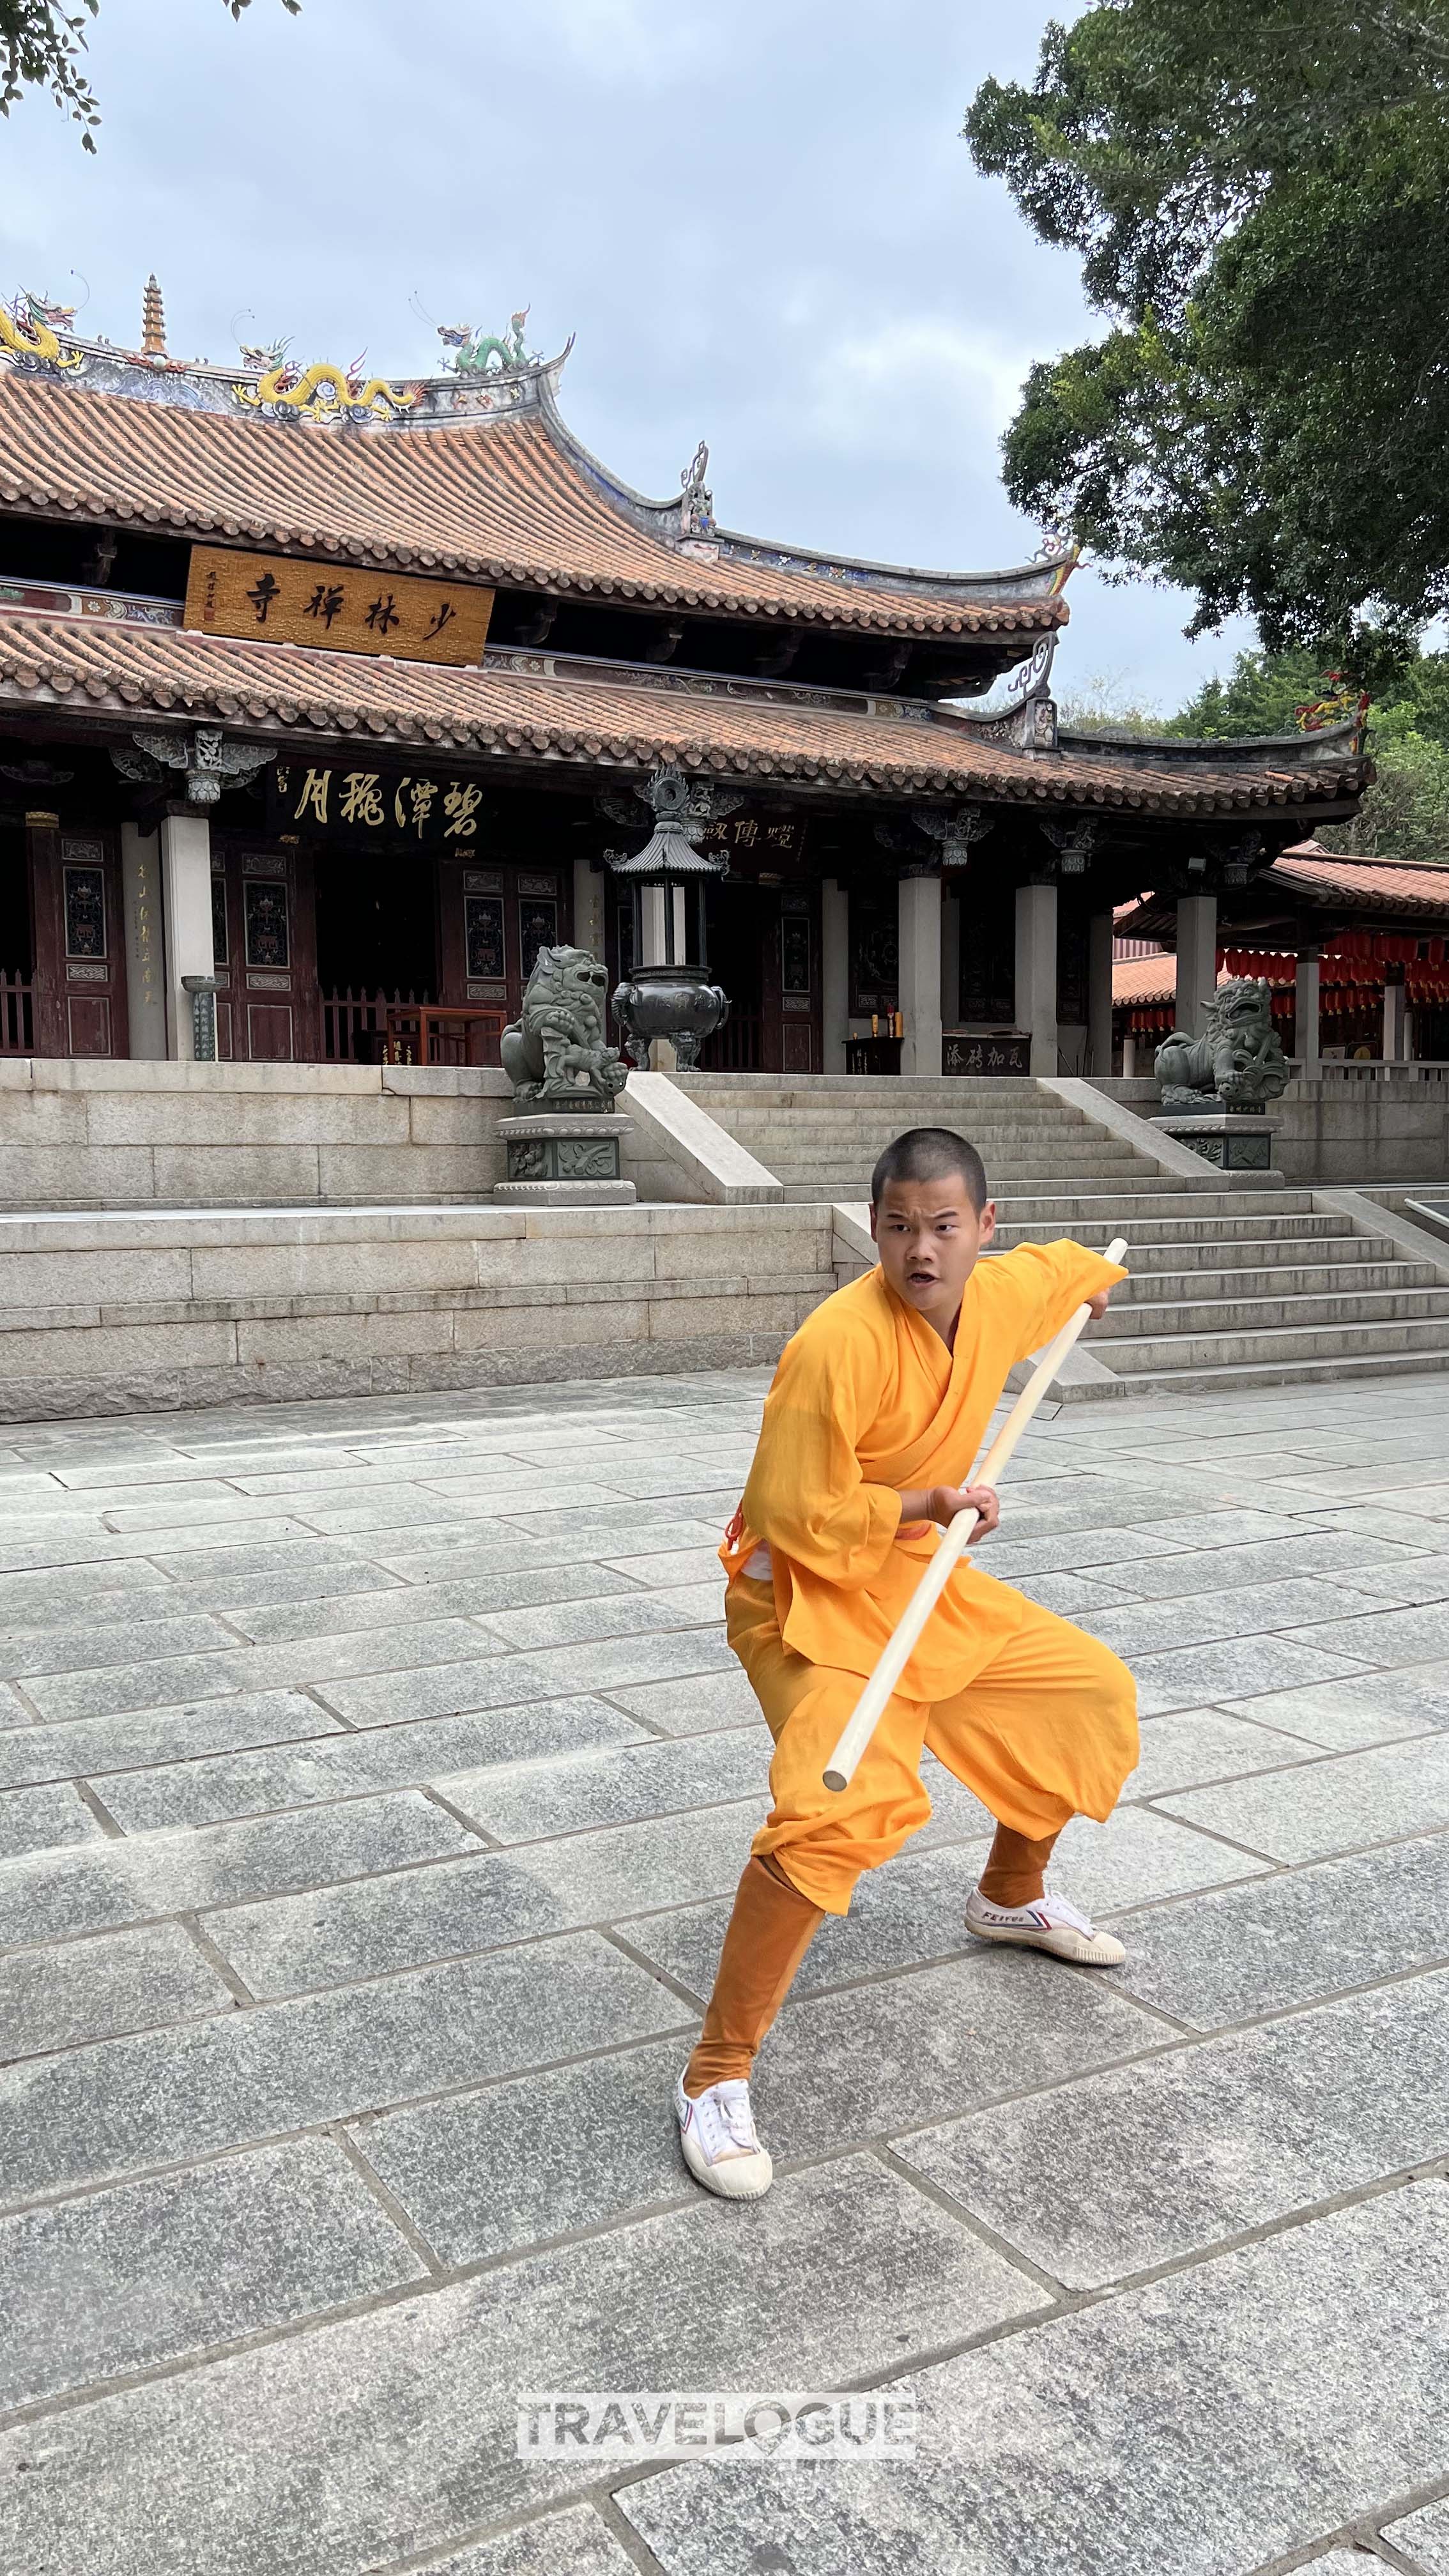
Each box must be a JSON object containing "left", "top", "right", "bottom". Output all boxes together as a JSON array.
[{"left": 438, "top": 310, "right": 533, "bottom": 375}]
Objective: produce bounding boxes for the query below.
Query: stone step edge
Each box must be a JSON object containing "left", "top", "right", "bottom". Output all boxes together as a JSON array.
[{"left": 1053, "top": 1345, "right": 1449, "bottom": 1404}]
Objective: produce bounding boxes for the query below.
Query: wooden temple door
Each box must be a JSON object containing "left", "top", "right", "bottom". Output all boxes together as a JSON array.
[
  {"left": 211, "top": 843, "right": 318, "bottom": 1061},
  {"left": 28, "top": 824, "right": 129, "bottom": 1058}
]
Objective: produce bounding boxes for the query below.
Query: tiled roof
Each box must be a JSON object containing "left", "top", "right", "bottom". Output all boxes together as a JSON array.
[
  {"left": 1272, "top": 850, "right": 1449, "bottom": 920},
  {"left": 1114, "top": 953, "right": 1179, "bottom": 1004},
  {"left": 0, "top": 374, "right": 1062, "bottom": 641},
  {"left": 0, "top": 615, "right": 1372, "bottom": 815}
]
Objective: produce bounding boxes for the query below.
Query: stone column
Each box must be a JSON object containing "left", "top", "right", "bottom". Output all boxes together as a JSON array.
[
  {"left": 1295, "top": 949, "right": 1321, "bottom": 1078},
  {"left": 1175, "top": 891, "right": 1218, "bottom": 1037},
  {"left": 1383, "top": 966, "right": 1407, "bottom": 1062},
  {"left": 1121, "top": 1033, "right": 1137, "bottom": 1077},
  {"left": 121, "top": 822, "right": 168, "bottom": 1061},
  {"left": 940, "top": 878, "right": 961, "bottom": 1035},
  {"left": 571, "top": 856, "right": 605, "bottom": 964},
  {"left": 1014, "top": 878, "right": 1058, "bottom": 1075},
  {"left": 159, "top": 808, "right": 214, "bottom": 1062},
  {"left": 1087, "top": 908, "right": 1114, "bottom": 1074},
  {"left": 821, "top": 877, "right": 849, "bottom": 1072},
  {"left": 897, "top": 873, "right": 942, "bottom": 1077}
]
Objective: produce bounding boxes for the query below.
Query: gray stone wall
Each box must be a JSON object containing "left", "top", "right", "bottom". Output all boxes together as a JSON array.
[{"left": 1091, "top": 1073, "right": 1449, "bottom": 1185}]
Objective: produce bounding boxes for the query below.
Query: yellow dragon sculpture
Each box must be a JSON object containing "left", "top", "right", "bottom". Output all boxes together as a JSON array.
[
  {"left": 234, "top": 360, "right": 415, "bottom": 422},
  {"left": 0, "top": 293, "right": 84, "bottom": 371}
]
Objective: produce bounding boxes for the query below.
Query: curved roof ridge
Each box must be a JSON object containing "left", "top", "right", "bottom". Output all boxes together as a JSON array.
[{"left": 534, "top": 373, "right": 1073, "bottom": 606}]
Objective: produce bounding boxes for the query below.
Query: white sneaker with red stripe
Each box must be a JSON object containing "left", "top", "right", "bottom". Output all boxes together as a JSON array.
[
  {"left": 675, "top": 2073, "right": 773, "bottom": 2199},
  {"left": 965, "top": 1885, "right": 1126, "bottom": 1966}
]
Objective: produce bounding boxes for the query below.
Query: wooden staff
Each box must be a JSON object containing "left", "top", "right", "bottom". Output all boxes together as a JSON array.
[{"left": 822, "top": 1238, "right": 1129, "bottom": 1793}]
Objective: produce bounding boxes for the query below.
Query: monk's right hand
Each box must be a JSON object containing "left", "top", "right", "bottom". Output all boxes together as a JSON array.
[
  {"left": 897, "top": 1494, "right": 1000, "bottom": 1524},
  {"left": 927, "top": 1483, "right": 1001, "bottom": 1540}
]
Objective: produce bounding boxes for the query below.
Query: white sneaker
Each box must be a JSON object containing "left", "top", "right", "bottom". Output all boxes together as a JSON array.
[
  {"left": 675, "top": 2072, "right": 773, "bottom": 2200},
  {"left": 965, "top": 1885, "right": 1126, "bottom": 1967}
]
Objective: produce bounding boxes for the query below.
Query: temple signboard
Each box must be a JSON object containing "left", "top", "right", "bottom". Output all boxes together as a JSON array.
[
  {"left": 184, "top": 546, "right": 493, "bottom": 667},
  {"left": 267, "top": 761, "right": 485, "bottom": 845}
]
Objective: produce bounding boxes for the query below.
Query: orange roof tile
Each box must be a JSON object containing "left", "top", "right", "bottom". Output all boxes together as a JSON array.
[
  {"left": 0, "top": 374, "right": 1063, "bottom": 643},
  {"left": 0, "top": 616, "right": 1372, "bottom": 817},
  {"left": 1272, "top": 850, "right": 1449, "bottom": 918}
]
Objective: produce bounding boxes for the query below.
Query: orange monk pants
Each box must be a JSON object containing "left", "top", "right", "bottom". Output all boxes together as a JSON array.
[{"left": 728, "top": 1575, "right": 1138, "bottom": 1917}]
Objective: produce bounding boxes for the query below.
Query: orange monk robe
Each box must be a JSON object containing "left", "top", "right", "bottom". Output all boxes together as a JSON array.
[
  {"left": 723, "top": 1239, "right": 1128, "bottom": 1699},
  {"left": 718, "top": 1241, "right": 1135, "bottom": 1908}
]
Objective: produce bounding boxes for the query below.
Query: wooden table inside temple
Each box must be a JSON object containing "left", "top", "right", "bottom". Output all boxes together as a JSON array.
[{"left": 379, "top": 1002, "right": 507, "bottom": 1066}]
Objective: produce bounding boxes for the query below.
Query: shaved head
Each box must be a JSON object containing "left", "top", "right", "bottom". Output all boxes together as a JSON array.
[{"left": 870, "top": 1127, "right": 988, "bottom": 1214}]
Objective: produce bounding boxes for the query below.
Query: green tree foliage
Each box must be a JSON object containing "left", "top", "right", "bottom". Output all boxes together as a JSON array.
[
  {"left": 0, "top": 0, "right": 296, "bottom": 150},
  {"left": 1170, "top": 645, "right": 1449, "bottom": 857},
  {"left": 964, "top": 3, "right": 1449, "bottom": 685}
]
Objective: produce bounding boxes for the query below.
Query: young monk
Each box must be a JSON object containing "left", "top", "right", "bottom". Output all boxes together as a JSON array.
[{"left": 675, "top": 1125, "right": 1138, "bottom": 2200}]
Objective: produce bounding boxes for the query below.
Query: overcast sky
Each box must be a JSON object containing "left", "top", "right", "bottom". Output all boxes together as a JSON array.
[{"left": 0, "top": 0, "right": 1256, "bottom": 712}]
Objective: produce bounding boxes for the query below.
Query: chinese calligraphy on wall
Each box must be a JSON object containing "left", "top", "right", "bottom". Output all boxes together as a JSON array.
[
  {"left": 268, "top": 763, "right": 485, "bottom": 847},
  {"left": 185, "top": 547, "right": 493, "bottom": 668}
]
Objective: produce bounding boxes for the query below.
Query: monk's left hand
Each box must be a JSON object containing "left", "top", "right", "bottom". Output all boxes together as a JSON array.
[
  {"left": 1086, "top": 1288, "right": 1113, "bottom": 1319},
  {"left": 931, "top": 1483, "right": 1000, "bottom": 1542}
]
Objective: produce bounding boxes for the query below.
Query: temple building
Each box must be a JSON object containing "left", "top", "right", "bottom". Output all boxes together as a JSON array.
[
  {"left": 1115, "top": 850, "right": 1449, "bottom": 1068},
  {"left": 0, "top": 285, "right": 1371, "bottom": 1077}
]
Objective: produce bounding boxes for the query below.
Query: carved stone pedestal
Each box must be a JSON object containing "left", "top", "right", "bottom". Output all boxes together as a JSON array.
[
  {"left": 494, "top": 1112, "right": 636, "bottom": 1207},
  {"left": 1154, "top": 1113, "right": 1278, "bottom": 1172}
]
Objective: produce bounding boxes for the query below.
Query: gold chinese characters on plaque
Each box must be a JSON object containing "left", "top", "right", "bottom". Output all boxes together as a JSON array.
[{"left": 183, "top": 546, "right": 494, "bottom": 668}]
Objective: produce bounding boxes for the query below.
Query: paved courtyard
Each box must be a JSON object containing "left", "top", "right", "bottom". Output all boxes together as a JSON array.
[{"left": 3, "top": 1364, "right": 1449, "bottom": 2575}]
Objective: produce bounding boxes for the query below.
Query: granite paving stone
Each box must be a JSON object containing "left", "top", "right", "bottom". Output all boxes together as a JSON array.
[
  {"left": 475, "top": 1582, "right": 724, "bottom": 1653},
  {"left": 0, "top": 1690, "right": 345, "bottom": 1791},
  {"left": 748, "top": 1947, "right": 1165, "bottom": 2162},
  {"left": 1320, "top": 1548, "right": 1449, "bottom": 1607},
  {"left": 1117, "top": 1830, "right": 1449, "bottom": 2026},
  {"left": 204, "top": 1846, "right": 575, "bottom": 1998},
  {"left": 0, "top": 2135, "right": 425, "bottom": 2411},
  {"left": 602, "top": 1665, "right": 763, "bottom": 1735},
  {"left": 620, "top": 2186, "right": 1449, "bottom": 2576},
  {"left": 1078, "top": 1577, "right": 1365, "bottom": 1659},
  {"left": 162, "top": 1560, "right": 411, "bottom": 1615},
  {"left": 0, "top": 1920, "right": 231, "bottom": 2064},
  {"left": 1278, "top": 1602, "right": 1449, "bottom": 1667},
  {"left": 12, "top": 1365, "right": 1449, "bottom": 2574},
  {"left": 1005, "top": 1571, "right": 1139, "bottom": 1616},
  {"left": 0, "top": 1929, "right": 682, "bottom": 2205},
  {"left": 1105, "top": 1529, "right": 1430, "bottom": 1599},
  {"left": 481, "top": 1630, "right": 739, "bottom": 1703},
  {"left": 599, "top": 1544, "right": 726, "bottom": 1588},
  {"left": 0, "top": 1779, "right": 108, "bottom": 1859},
  {"left": 313, "top": 1652, "right": 580, "bottom": 1728},
  {"left": 360, "top": 2034, "right": 695, "bottom": 2262},
  {"left": 408, "top": 2507, "right": 641, "bottom": 2576},
  {"left": 625, "top": 1805, "right": 1266, "bottom": 2006},
  {"left": 0, "top": 1519, "right": 317, "bottom": 1573},
  {"left": 440, "top": 1731, "right": 770, "bottom": 1844},
  {"left": 1158, "top": 1729, "right": 1449, "bottom": 1862},
  {"left": 896, "top": 1966, "right": 1449, "bottom": 2287},
  {"left": 494, "top": 1799, "right": 764, "bottom": 1946},
  {"left": 0, "top": 1791, "right": 479, "bottom": 1951},
  {"left": 0, "top": 2156, "right": 1043, "bottom": 2574},
  {"left": 1122, "top": 1706, "right": 1316, "bottom": 1800},
  {"left": 90, "top": 1698, "right": 648, "bottom": 1832},
  {"left": 226, "top": 1563, "right": 645, "bottom": 1641},
  {"left": 1383, "top": 2501, "right": 1449, "bottom": 2573},
  {"left": 1222, "top": 1666, "right": 1449, "bottom": 1747},
  {"left": 1131, "top": 1634, "right": 1370, "bottom": 1718},
  {"left": 0, "top": 1613, "right": 250, "bottom": 1681}
]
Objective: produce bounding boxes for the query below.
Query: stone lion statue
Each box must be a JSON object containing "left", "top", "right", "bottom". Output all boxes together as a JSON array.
[
  {"left": 1154, "top": 976, "right": 1289, "bottom": 1113},
  {"left": 499, "top": 946, "right": 629, "bottom": 1105}
]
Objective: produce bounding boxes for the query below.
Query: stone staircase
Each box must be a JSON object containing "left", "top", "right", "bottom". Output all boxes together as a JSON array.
[
  {"left": 676, "top": 1074, "right": 1178, "bottom": 1204},
  {"left": 675, "top": 1074, "right": 1449, "bottom": 1397}
]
